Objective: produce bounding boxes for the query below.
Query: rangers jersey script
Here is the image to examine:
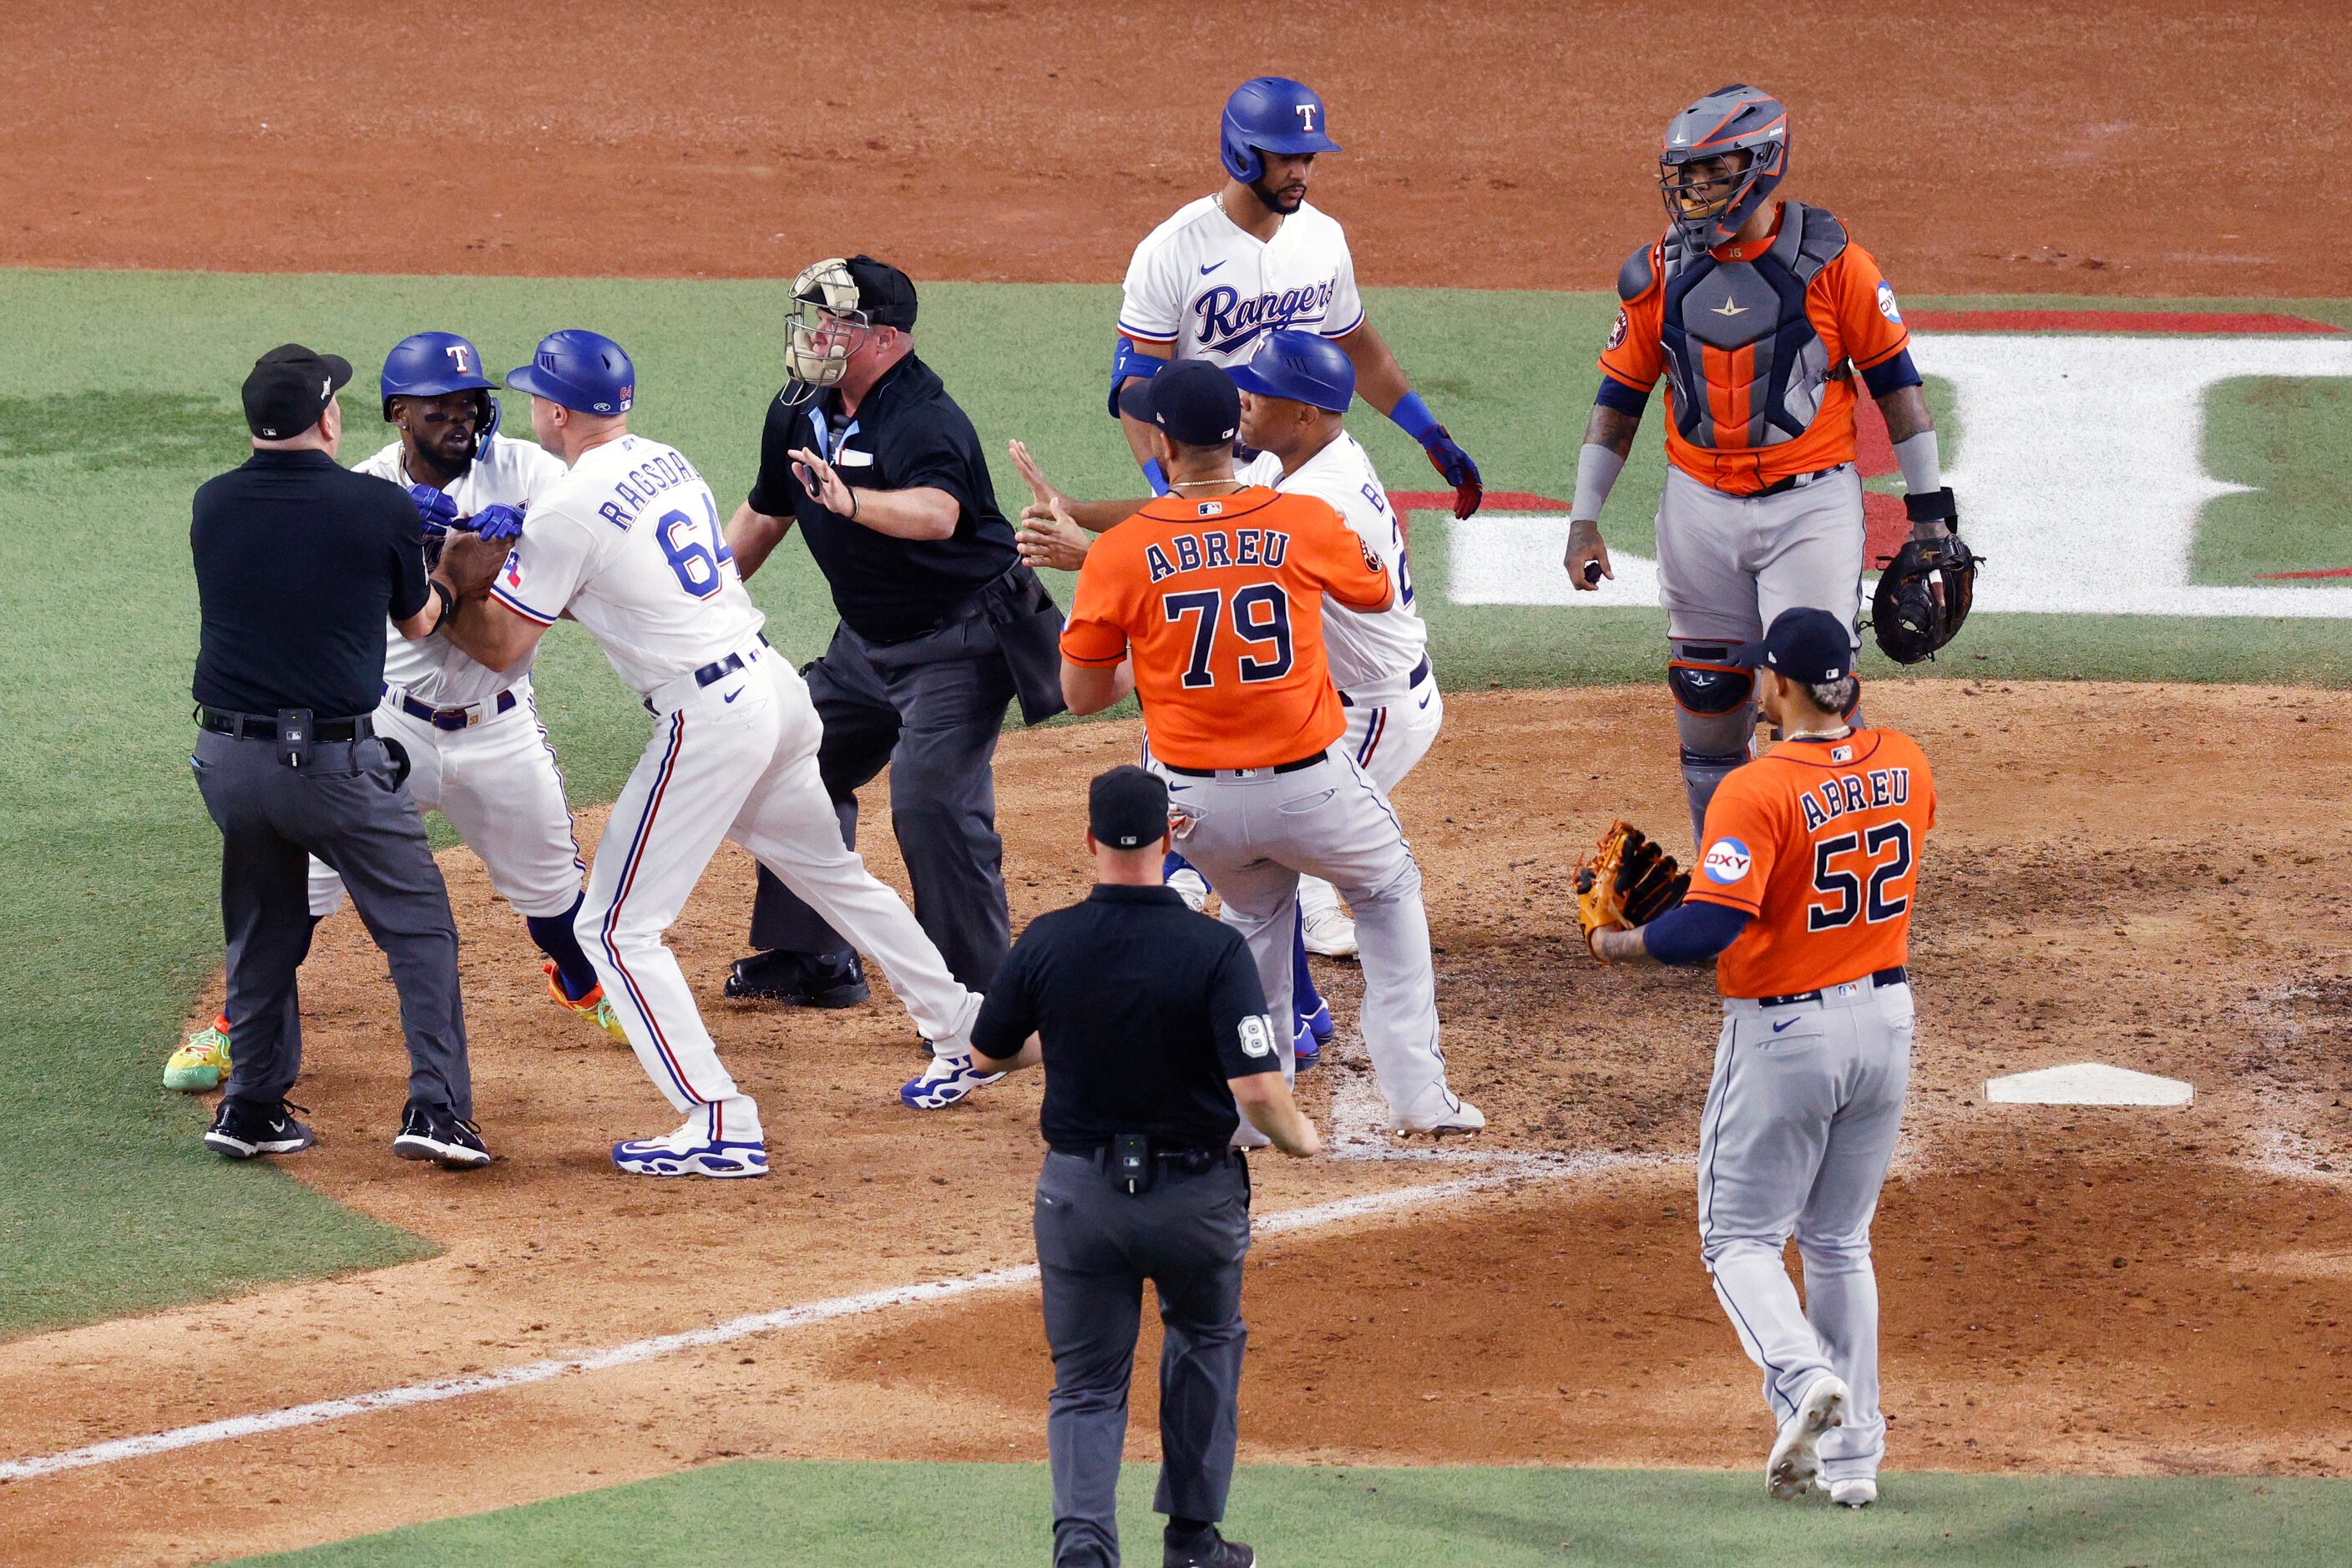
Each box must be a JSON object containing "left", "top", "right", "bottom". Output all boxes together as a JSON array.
[
  {"left": 1237, "top": 431, "right": 1426, "bottom": 701},
  {"left": 1118, "top": 197, "right": 1365, "bottom": 363},
  {"left": 490, "top": 434, "right": 764, "bottom": 696},
  {"left": 355, "top": 433, "right": 568, "bottom": 706}
]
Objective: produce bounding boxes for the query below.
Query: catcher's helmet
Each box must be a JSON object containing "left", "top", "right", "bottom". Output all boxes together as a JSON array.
[
  {"left": 380, "top": 331, "right": 501, "bottom": 453},
  {"left": 506, "top": 330, "right": 635, "bottom": 416},
  {"left": 1658, "top": 85, "right": 1790, "bottom": 250},
  {"left": 1220, "top": 77, "right": 1342, "bottom": 184},
  {"left": 1230, "top": 327, "right": 1356, "bottom": 412}
]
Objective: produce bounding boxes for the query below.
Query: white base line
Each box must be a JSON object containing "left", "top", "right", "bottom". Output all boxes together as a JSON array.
[{"left": 0, "top": 1165, "right": 1644, "bottom": 1486}]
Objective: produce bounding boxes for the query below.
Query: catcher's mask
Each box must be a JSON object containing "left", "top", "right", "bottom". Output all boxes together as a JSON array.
[
  {"left": 783, "top": 257, "right": 875, "bottom": 399},
  {"left": 1658, "top": 84, "right": 1790, "bottom": 251}
]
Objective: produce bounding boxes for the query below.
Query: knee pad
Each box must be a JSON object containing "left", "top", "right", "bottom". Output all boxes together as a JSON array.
[{"left": 1668, "top": 641, "right": 1755, "bottom": 718}]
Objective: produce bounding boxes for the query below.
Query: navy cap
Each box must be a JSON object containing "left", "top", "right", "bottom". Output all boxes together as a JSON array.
[
  {"left": 242, "top": 343, "right": 352, "bottom": 439},
  {"left": 1117, "top": 359, "right": 1241, "bottom": 447},
  {"left": 1729, "top": 606, "right": 1854, "bottom": 684},
  {"left": 1089, "top": 766, "right": 1170, "bottom": 851},
  {"left": 839, "top": 255, "right": 918, "bottom": 331}
]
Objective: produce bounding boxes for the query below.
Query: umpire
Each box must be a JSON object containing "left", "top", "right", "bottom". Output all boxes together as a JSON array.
[
  {"left": 188, "top": 343, "right": 488, "bottom": 1170},
  {"left": 971, "top": 766, "right": 1319, "bottom": 1568},
  {"left": 721, "top": 256, "right": 1065, "bottom": 1060}
]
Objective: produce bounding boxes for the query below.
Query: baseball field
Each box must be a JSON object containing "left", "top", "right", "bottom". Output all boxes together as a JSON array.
[{"left": 3, "top": 3, "right": 2349, "bottom": 1564}]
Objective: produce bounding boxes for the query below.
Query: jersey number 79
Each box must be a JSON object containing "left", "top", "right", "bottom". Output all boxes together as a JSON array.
[{"left": 1163, "top": 584, "right": 1294, "bottom": 688}]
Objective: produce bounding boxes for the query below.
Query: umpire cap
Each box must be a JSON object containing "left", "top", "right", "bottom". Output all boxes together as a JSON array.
[{"left": 243, "top": 343, "right": 352, "bottom": 440}]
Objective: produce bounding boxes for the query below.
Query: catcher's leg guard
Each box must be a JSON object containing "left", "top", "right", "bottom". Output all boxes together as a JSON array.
[{"left": 1670, "top": 641, "right": 1756, "bottom": 854}]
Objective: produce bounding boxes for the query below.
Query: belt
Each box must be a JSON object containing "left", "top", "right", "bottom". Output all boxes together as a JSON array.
[
  {"left": 1755, "top": 965, "right": 1908, "bottom": 1009},
  {"left": 643, "top": 635, "right": 771, "bottom": 714},
  {"left": 1051, "top": 1142, "right": 1241, "bottom": 1175},
  {"left": 389, "top": 685, "right": 518, "bottom": 731},
  {"left": 1338, "top": 653, "right": 1434, "bottom": 708},
  {"left": 1749, "top": 463, "right": 1849, "bottom": 499},
  {"left": 196, "top": 706, "right": 375, "bottom": 742},
  {"left": 1161, "top": 751, "right": 1326, "bottom": 779}
]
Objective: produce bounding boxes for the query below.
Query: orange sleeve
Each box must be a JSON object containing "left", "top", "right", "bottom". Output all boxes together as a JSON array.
[
  {"left": 1684, "top": 768, "right": 1782, "bottom": 915},
  {"left": 1597, "top": 249, "right": 1667, "bottom": 392},
  {"left": 1818, "top": 240, "right": 1910, "bottom": 372},
  {"left": 1292, "top": 497, "right": 1391, "bottom": 611},
  {"left": 1059, "top": 547, "right": 1133, "bottom": 667}
]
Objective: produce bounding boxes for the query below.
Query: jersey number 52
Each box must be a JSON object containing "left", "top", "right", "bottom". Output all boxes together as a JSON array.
[{"left": 1807, "top": 821, "right": 1912, "bottom": 931}]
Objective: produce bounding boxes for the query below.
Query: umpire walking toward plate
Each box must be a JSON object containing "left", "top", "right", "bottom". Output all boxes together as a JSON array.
[
  {"left": 970, "top": 765, "right": 1318, "bottom": 1568},
  {"left": 187, "top": 344, "right": 488, "bottom": 1169},
  {"left": 722, "top": 255, "right": 1066, "bottom": 1110},
  {"left": 1579, "top": 606, "right": 1934, "bottom": 1508}
]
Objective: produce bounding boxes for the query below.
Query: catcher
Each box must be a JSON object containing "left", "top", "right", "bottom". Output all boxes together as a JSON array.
[
  {"left": 1560, "top": 83, "right": 1976, "bottom": 852},
  {"left": 1576, "top": 605, "right": 1935, "bottom": 1509}
]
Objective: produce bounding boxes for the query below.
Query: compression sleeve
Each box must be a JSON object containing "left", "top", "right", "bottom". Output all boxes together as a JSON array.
[
  {"left": 1571, "top": 443, "right": 1627, "bottom": 523},
  {"left": 1892, "top": 429, "right": 1942, "bottom": 497},
  {"left": 1642, "top": 899, "right": 1752, "bottom": 965}
]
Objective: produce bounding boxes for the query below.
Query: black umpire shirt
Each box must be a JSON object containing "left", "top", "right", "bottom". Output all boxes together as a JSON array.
[
  {"left": 971, "top": 884, "right": 1282, "bottom": 1151},
  {"left": 191, "top": 450, "right": 427, "bottom": 718},
  {"left": 746, "top": 352, "right": 1018, "bottom": 646}
]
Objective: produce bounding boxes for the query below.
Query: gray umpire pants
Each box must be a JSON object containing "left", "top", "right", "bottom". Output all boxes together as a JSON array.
[
  {"left": 1036, "top": 1149, "right": 1252, "bottom": 1568},
  {"left": 747, "top": 615, "right": 1018, "bottom": 994},
  {"left": 190, "top": 728, "right": 473, "bottom": 1117}
]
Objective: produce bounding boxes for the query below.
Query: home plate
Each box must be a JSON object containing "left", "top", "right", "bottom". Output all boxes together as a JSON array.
[{"left": 1985, "top": 1062, "right": 2193, "bottom": 1106}]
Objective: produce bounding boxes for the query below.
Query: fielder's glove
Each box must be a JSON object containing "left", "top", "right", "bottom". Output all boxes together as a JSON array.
[
  {"left": 1417, "top": 426, "right": 1483, "bottom": 519},
  {"left": 1573, "top": 820, "right": 1689, "bottom": 960},
  {"left": 1870, "top": 490, "right": 1980, "bottom": 664},
  {"left": 467, "top": 503, "right": 526, "bottom": 544}
]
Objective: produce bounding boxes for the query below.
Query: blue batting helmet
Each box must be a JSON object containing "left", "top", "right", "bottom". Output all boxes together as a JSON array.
[
  {"left": 1220, "top": 77, "right": 1342, "bottom": 184},
  {"left": 1230, "top": 328, "right": 1355, "bottom": 413},
  {"left": 1658, "top": 84, "right": 1790, "bottom": 251},
  {"left": 506, "top": 330, "right": 635, "bottom": 416},
  {"left": 380, "top": 331, "right": 501, "bottom": 453}
]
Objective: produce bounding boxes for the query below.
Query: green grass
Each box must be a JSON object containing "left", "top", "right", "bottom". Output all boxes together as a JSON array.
[
  {"left": 0, "top": 270, "right": 2349, "bottom": 1338},
  {"left": 223, "top": 1459, "right": 2352, "bottom": 1566},
  {"left": 2197, "top": 375, "right": 2352, "bottom": 584}
]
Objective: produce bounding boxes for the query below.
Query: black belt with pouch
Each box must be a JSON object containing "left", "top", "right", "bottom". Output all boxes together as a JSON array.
[{"left": 1053, "top": 1136, "right": 1240, "bottom": 1194}]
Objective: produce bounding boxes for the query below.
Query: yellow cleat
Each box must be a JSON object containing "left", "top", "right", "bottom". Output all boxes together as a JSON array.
[
  {"left": 164, "top": 1017, "right": 232, "bottom": 1092},
  {"left": 544, "top": 961, "right": 630, "bottom": 1046}
]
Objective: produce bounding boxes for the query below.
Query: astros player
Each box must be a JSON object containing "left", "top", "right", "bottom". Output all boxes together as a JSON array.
[
  {"left": 163, "top": 331, "right": 618, "bottom": 1094},
  {"left": 1561, "top": 85, "right": 1960, "bottom": 852},
  {"left": 1587, "top": 606, "right": 1935, "bottom": 1507},
  {"left": 1056, "top": 359, "right": 1479, "bottom": 1136},
  {"left": 432, "top": 330, "right": 988, "bottom": 1177}
]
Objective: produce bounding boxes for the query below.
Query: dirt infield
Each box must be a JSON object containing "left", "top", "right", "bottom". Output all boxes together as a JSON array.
[
  {"left": 4, "top": 0, "right": 2339, "bottom": 295},
  {"left": 3, "top": 685, "right": 2349, "bottom": 1566}
]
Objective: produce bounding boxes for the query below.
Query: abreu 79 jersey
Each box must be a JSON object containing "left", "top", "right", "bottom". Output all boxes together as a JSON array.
[
  {"left": 1683, "top": 726, "right": 1936, "bottom": 999},
  {"left": 1060, "top": 486, "right": 1391, "bottom": 771}
]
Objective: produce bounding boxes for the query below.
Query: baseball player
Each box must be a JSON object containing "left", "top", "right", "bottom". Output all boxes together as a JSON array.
[
  {"left": 164, "top": 331, "right": 618, "bottom": 1094},
  {"left": 1583, "top": 605, "right": 1934, "bottom": 1507},
  {"left": 1561, "top": 85, "right": 1960, "bottom": 852},
  {"left": 1055, "top": 359, "right": 1479, "bottom": 1136},
  {"left": 432, "top": 330, "right": 989, "bottom": 1177}
]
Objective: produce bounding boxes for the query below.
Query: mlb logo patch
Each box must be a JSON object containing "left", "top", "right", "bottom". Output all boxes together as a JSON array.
[
  {"left": 1702, "top": 837, "right": 1753, "bottom": 884},
  {"left": 1831, "top": 745, "right": 1854, "bottom": 763},
  {"left": 1196, "top": 501, "right": 1225, "bottom": 517}
]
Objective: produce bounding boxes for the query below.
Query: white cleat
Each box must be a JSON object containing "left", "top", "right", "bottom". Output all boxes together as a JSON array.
[
  {"left": 1301, "top": 905, "right": 1358, "bottom": 960},
  {"left": 1767, "top": 1376, "right": 1849, "bottom": 1500},
  {"left": 1387, "top": 1080, "right": 1485, "bottom": 1138},
  {"left": 1167, "top": 867, "right": 1210, "bottom": 913},
  {"left": 1827, "top": 1476, "right": 1878, "bottom": 1509}
]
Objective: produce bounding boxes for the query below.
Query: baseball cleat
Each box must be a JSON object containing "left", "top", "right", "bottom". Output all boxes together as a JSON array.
[
  {"left": 1164, "top": 1528, "right": 1255, "bottom": 1567},
  {"left": 1388, "top": 1081, "right": 1485, "bottom": 1138},
  {"left": 165, "top": 1016, "right": 232, "bottom": 1092},
  {"left": 722, "top": 948, "right": 871, "bottom": 1008},
  {"left": 1767, "top": 1375, "right": 1849, "bottom": 1500},
  {"left": 1167, "top": 867, "right": 1211, "bottom": 914},
  {"left": 611, "top": 1109, "right": 768, "bottom": 1179},
  {"left": 1302, "top": 905, "right": 1358, "bottom": 960},
  {"left": 1292, "top": 1016, "right": 1320, "bottom": 1071},
  {"left": 544, "top": 961, "right": 629, "bottom": 1045},
  {"left": 900, "top": 1052, "right": 1004, "bottom": 1110},
  {"left": 1827, "top": 1476, "right": 1878, "bottom": 1508},
  {"left": 392, "top": 1101, "right": 493, "bottom": 1169},
  {"left": 203, "top": 1097, "right": 312, "bottom": 1160}
]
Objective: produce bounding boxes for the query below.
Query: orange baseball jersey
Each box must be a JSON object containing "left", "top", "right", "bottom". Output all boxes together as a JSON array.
[
  {"left": 1061, "top": 486, "right": 1392, "bottom": 770},
  {"left": 1599, "top": 200, "right": 1911, "bottom": 497},
  {"left": 1684, "top": 726, "right": 1936, "bottom": 999}
]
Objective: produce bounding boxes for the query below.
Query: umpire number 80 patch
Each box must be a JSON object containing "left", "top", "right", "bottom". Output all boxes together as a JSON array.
[{"left": 1237, "top": 1014, "right": 1276, "bottom": 1059}]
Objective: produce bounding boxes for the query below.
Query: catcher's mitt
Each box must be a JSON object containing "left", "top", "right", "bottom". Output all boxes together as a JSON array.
[
  {"left": 1870, "top": 489, "right": 1980, "bottom": 664},
  {"left": 1573, "top": 820, "right": 1690, "bottom": 959}
]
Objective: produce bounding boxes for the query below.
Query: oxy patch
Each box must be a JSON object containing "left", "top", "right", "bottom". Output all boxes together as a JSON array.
[{"left": 1702, "top": 837, "right": 1753, "bottom": 884}]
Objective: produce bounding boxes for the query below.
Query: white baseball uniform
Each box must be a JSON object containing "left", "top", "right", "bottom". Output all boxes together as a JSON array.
[
  {"left": 489, "top": 432, "right": 983, "bottom": 1141},
  {"left": 1118, "top": 196, "right": 1364, "bottom": 363},
  {"left": 306, "top": 434, "right": 580, "bottom": 921}
]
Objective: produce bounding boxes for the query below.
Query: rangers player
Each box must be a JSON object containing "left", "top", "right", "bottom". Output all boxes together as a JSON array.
[
  {"left": 1581, "top": 606, "right": 1934, "bottom": 1507},
  {"left": 1056, "top": 359, "right": 1479, "bottom": 1136},
  {"left": 1561, "top": 85, "right": 1960, "bottom": 852},
  {"left": 433, "top": 331, "right": 987, "bottom": 1177},
  {"left": 164, "top": 331, "right": 618, "bottom": 1093}
]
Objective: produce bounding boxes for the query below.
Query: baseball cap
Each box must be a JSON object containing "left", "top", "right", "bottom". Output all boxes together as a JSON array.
[
  {"left": 837, "top": 255, "right": 918, "bottom": 331},
  {"left": 1089, "top": 766, "right": 1171, "bottom": 851},
  {"left": 1118, "top": 359, "right": 1242, "bottom": 447},
  {"left": 242, "top": 343, "right": 352, "bottom": 440},
  {"left": 1728, "top": 606, "right": 1854, "bottom": 684}
]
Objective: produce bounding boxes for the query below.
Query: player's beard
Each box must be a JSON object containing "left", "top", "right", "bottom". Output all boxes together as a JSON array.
[{"left": 1250, "top": 175, "right": 1307, "bottom": 215}]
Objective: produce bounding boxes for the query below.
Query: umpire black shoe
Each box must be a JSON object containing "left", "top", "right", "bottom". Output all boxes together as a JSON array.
[
  {"left": 392, "top": 1101, "right": 493, "bottom": 1169},
  {"left": 1164, "top": 1530, "right": 1254, "bottom": 1568},
  {"left": 204, "top": 1097, "right": 314, "bottom": 1160},
  {"left": 723, "top": 948, "right": 870, "bottom": 1008}
]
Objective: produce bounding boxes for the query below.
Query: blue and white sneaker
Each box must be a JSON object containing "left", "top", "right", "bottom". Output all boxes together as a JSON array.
[
  {"left": 612, "top": 1108, "right": 768, "bottom": 1179},
  {"left": 1292, "top": 1015, "right": 1322, "bottom": 1070},
  {"left": 900, "top": 1052, "right": 1004, "bottom": 1110}
]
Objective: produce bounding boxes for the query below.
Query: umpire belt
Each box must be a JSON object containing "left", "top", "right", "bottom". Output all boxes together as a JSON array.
[
  {"left": 196, "top": 706, "right": 375, "bottom": 742},
  {"left": 386, "top": 683, "right": 518, "bottom": 731},
  {"left": 1737, "top": 965, "right": 1909, "bottom": 1012},
  {"left": 1050, "top": 1143, "right": 1243, "bottom": 1177}
]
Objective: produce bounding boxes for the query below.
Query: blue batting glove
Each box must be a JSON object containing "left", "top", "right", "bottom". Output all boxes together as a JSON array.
[
  {"left": 1418, "top": 427, "right": 1484, "bottom": 519},
  {"left": 407, "top": 483, "right": 459, "bottom": 536},
  {"left": 468, "top": 503, "right": 525, "bottom": 543}
]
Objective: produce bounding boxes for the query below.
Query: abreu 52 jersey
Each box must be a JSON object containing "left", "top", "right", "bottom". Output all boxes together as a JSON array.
[
  {"left": 1118, "top": 196, "right": 1366, "bottom": 364},
  {"left": 1683, "top": 726, "right": 1936, "bottom": 999},
  {"left": 489, "top": 433, "right": 764, "bottom": 698}
]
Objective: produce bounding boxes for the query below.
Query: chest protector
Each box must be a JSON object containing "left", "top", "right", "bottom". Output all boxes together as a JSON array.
[{"left": 1634, "top": 201, "right": 1849, "bottom": 451}]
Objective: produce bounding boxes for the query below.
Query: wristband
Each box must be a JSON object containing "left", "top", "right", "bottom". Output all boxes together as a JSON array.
[
  {"left": 1891, "top": 429, "right": 1942, "bottom": 498},
  {"left": 1141, "top": 458, "right": 1171, "bottom": 497},
  {"left": 1571, "top": 443, "right": 1627, "bottom": 523},
  {"left": 428, "top": 577, "right": 457, "bottom": 628},
  {"left": 1387, "top": 392, "right": 1440, "bottom": 443}
]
